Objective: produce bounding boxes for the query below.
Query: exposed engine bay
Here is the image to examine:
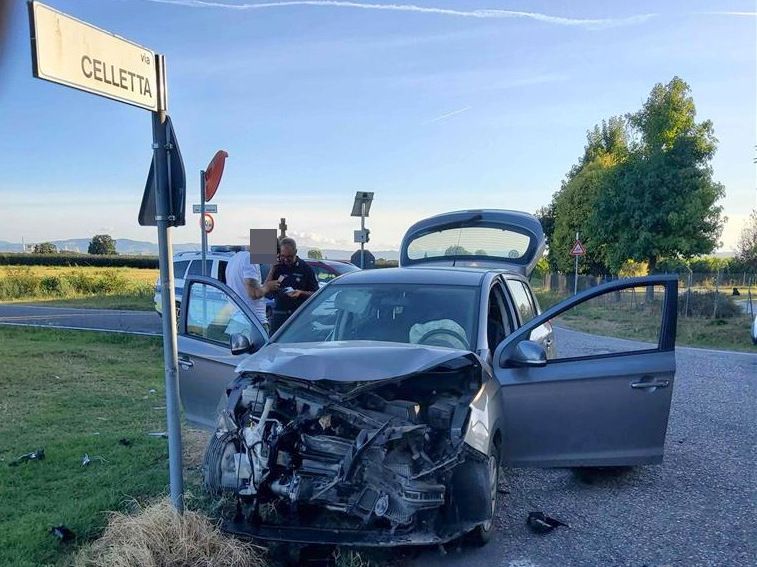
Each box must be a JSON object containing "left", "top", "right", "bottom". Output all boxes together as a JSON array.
[{"left": 204, "top": 355, "right": 494, "bottom": 545}]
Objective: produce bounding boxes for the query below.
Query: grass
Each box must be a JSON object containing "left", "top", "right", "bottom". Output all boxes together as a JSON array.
[
  {"left": 0, "top": 266, "right": 158, "bottom": 311},
  {"left": 535, "top": 289, "right": 756, "bottom": 353},
  {"left": 0, "top": 328, "right": 171, "bottom": 567}
]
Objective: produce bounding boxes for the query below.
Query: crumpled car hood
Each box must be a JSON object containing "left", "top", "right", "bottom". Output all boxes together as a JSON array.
[{"left": 235, "top": 341, "right": 472, "bottom": 382}]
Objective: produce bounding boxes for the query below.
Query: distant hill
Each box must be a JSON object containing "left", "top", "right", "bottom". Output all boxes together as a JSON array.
[{"left": 0, "top": 238, "right": 399, "bottom": 260}]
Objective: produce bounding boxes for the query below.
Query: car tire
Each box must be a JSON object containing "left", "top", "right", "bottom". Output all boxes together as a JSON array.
[
  {"left": 203, "top": 430, "right": 236, "bottom": 494},
  {"left": 467, "top": 445, "right": 500, "bottom": 546}
]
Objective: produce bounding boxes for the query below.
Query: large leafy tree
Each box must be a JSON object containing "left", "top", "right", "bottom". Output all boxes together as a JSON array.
[
  {"left": 544, "top": 116, "right": 629, "bottom": 274},
  {"left": 307, "top": 248, "right": 323, "bottom": 259},
  {"left": 88, "top": 234, "right": 117, "bottom": 255},
  {"left": 592, "top": 77, "right": 724, "bottom": 272}
]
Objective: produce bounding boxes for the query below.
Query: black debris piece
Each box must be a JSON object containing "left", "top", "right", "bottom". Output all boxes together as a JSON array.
[
  {"left": 118, "top": 438, "right": 132, "bottom": 447},
  {"left": 50, "top": 525, "right": 76, "bottom": 543},
  {"left": 8, "top": 448, "right": 45, "bottom": 467},
  {"left": 526, "top": 511, "right": 569, "bottom": 534}
]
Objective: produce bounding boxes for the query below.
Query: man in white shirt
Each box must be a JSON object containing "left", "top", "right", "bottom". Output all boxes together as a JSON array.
[{"left": 225, "top": 250, "right": 280, "bottom": 330}]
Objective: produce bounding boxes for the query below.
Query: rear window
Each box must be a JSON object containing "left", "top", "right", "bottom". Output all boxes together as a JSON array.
[{"left": 407, "top": 227, "right": 531, "bottom": 261}]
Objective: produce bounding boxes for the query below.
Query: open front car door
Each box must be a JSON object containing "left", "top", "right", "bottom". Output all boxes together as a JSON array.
[
  {"left": 493, "top": 275, "right": 678, "bottom": 467},
  {"left": 177, "top": 276, "right": 268, "bottom": 428}
]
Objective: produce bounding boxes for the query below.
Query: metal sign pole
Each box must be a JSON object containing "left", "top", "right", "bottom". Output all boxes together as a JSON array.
[
  {"left": 360, "top": 203, "right": 365, "bottom": 269},
  {"left": 201, "top": 171, "right": 207, "bottom": 276},
  {"left": 574, "top": 231, "right": 579, "bottom": 295},
  {"left": 152, "top": 54, "right": 184, "bottom": 513}
]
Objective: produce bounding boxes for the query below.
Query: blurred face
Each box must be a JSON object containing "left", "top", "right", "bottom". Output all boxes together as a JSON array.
[{"left": 280, "top": 245, "right": 296, "bottom": 265}]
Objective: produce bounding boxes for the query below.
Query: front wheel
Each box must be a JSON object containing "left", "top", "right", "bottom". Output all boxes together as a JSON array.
[{"left": 467, "top": 448, "right": 500, "bottom": 546}]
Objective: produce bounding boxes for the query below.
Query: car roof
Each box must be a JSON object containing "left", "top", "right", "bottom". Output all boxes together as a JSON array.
[{"left": 329, "top": 266, "right": 513, "bottom": 286}]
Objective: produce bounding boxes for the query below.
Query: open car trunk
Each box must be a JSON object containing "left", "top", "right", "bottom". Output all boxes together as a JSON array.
[
  {"left": 399, "top": 209, "right": 546, "bottom": 277},
  {"left": 204, "top": 352, "right": 494, "bottom": 546}
]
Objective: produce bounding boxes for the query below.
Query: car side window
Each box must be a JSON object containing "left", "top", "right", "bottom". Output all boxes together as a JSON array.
[
  {"left": 217, "top": 261, "right": 228, "bottom": 284},
  {"left": 185, "top": 282, "right": 254, "bottom": 345},
  {"left": 506, "top": 280, "right": 536, "bottom": 324},
  {"left": 187, "top": 260, "right": 212, "bottom": 277},
  {"left": 487, "top": 284, "right": 512, "bottom": 352},
  {"left": 173, "top": 260, "right": 190, "bottom": 280},
  {"left": 312, "top": 266, "right": 335, "bottom": 284}
]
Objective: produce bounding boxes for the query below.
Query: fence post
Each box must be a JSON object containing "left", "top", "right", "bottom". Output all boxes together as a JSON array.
[{"left": 712, "top": 269, "right": 720, "bottom": 319}]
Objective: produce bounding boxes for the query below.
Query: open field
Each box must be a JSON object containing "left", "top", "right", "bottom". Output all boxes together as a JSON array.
[
  {"left": 0, "top": 328, "right": 172, "bottom": 567},
  {"left": 535, "top": 289, "right": 756, "bottom": 352},
  {"left": 0, "top": 266, "right": 157, "bottom": 310}
]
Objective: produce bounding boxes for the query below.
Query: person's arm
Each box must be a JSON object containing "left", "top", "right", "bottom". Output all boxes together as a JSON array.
[
  {"left": 288, "top": 266, "right": 319, "bottom": 298},
  {"left": 243, "top": 265, "right": 279, "bottom": 299}
]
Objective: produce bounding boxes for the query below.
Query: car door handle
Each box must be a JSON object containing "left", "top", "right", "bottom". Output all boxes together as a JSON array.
[
  {"left": 631, "top": 379, "right": 670, "bottom": 389},
  {"left": 178, "top": 357, "right": 194, "bottom": 370}
]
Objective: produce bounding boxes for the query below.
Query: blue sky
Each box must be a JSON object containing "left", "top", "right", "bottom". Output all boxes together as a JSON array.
[{"left": 0, "top": 0, "right": 754, "bottom": 252}]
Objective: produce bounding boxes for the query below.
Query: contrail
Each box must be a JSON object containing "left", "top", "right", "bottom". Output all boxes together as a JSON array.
[
  {"left": 140, "top": 0, "right": 656, "bottom": 30},
  {"left": 426, "top": 106, "right": 472, "bottom": 123}
]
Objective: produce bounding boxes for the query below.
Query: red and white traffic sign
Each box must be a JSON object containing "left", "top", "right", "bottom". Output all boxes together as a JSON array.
[
  {"left": 201, "top": 212, "right": 215, "bottom": 233},
  {"left": 203, "top": 150, "right": 228, "bottom": 202},
  {"left": 570, "top": 240, "right": 586, "bottom": 256}
]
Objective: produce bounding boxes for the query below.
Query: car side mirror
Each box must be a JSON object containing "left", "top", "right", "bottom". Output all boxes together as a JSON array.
[
  {"left": 502, "top": 340, "right": 547, "bottom": 368},
  {"left": 230, "top": 334, "right": 256, "bottom": 355}
]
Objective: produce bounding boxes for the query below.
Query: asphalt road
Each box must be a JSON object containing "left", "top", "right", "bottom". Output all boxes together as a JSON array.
[
  {"left": 414, "top": 329, "right": 757, "bottom": 567},
  {"left": 1, "top": 306, "right": 755, "bottom": 566},
  {"left": 0, "top": 304, "right": 161, "bottom": 335}
]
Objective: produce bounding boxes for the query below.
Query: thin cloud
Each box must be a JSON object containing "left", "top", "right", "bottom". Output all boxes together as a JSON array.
[
  {"left": 425, "top": 106, "right": 471, "bottom": 124},
  {"left": 141, "top": 0, "right": 656, "bottom": 30},
  {"left": 699, "top": 11, "right": 756, "bottom": 17}
]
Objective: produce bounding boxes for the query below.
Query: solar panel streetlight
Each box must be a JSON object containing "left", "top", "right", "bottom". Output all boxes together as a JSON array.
[{"left": 351, "top": 192, "right": 374, "bottom": 268}]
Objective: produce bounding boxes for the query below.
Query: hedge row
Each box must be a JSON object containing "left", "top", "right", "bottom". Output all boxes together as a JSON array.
[{"left": 0, "top": 253, "right": 158, "bottom": 269}]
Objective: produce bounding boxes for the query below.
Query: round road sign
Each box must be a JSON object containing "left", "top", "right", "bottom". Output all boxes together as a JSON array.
[
  {"left": 201, "top": 213, "right": 215, "bottom": 233},
  {"left": 203, "top": 150, "right": 228, "bottom": 202}
]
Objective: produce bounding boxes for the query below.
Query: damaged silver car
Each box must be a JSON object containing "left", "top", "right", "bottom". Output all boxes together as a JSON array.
[{"left": 177, "top": 210, "right": 679, "bottom": 546}]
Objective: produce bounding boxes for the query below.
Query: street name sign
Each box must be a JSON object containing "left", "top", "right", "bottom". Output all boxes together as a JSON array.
[
  {"left": 570, "top": 240, "right": 587, "bottom": 256},
  {"left": 29, "top": 1, "right": 160, "bottom": 111},
  {"left": 193, "top": 204, "right": 218, "bottom": 214}
]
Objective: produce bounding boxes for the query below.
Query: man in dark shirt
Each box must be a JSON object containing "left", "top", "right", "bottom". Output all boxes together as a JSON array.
[{"left": 265, "top": 237, "right": 319, "bottom": 333}]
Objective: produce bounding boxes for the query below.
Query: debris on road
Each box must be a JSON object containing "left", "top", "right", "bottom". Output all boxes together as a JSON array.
[
  {"left": 50, "top": 525, "right": 76, "bottom": 543},
  {"left": 8, "top": 448, "right": 45, "bottom": 467},
  {"left": 148, "top": 431, "right": 168, "bottom": 438},
  {"left": 118, "top": 438, "right": 132, "bottom": 447},
  {"left": 526, "top": 512, "right": 570, "bottom": 534}
]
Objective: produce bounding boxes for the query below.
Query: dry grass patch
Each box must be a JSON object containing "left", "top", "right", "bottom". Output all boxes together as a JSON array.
[{"left": 74, "top": 499, "right": 267, "bottom": 567}]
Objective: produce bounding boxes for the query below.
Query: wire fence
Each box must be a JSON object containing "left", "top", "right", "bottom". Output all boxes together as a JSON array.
[{"left": 533, "top": 272, "right": 756, "bottom": 319}]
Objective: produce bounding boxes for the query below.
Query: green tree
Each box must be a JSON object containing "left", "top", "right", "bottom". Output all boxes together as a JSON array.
[
  {"left": 545, "top": 116, "right": 629, "bottom": 275},
  {"left": 593, "top": 77, "right": 724, "bottom": 273},
  {"left": 307, "top": 248, "right": 323, "bottom": 260},
  {"left": 444, "top": 245, "right": 471, "bottom": 256},
  {"left": 735, "top": 209, "right": 757, "bottom": 271},
  {"left": 32, "top": 242, "right": 57, "bottom": 254},
  {"left": 88, "top": 234, "right": 117, "bottom": 255}
]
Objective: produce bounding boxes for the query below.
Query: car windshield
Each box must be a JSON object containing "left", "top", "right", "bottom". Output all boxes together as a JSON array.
[{"left": 274, "top": 284, "right": 479, "bottom": 350}]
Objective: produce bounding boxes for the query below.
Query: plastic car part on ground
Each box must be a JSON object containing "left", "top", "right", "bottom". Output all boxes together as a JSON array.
[{"left": 8, "top": 448, "right": 45, "bottom": 466}]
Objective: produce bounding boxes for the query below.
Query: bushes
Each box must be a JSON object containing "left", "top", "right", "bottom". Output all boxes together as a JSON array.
[
  {"left": 0, "top": 253, "right": 158, "bottom": 269},
  {"left": 0, "top": 267, "right": 152, "bottom": 300},
  {"left": 679, "top": 290, "right": 742, "bottom": 319}
]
